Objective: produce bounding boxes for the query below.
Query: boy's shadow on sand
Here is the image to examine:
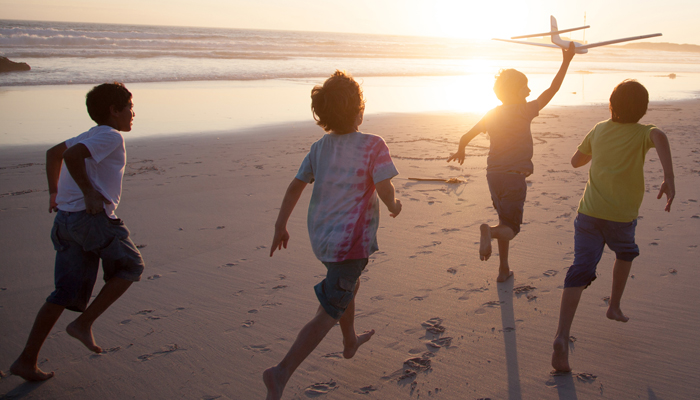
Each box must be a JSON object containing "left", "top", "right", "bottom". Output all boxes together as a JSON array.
[
  {"left": 497, "top": 280, "right": 580, "bottom": 400},
  {"left": 0, "top": 378, "right": 49, "bottom": 400}
]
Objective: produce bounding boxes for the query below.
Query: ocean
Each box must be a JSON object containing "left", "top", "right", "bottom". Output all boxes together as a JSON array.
[{"left": 1, "top": 19, "right": 700, "bottom": 145}]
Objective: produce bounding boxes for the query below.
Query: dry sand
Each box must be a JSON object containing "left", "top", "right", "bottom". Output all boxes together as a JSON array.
[{"left": 1, "top": 101, "right": 699, "bottom": 399}]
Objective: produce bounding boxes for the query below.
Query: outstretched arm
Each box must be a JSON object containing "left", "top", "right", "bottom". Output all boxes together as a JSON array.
[
  {"left": 536, "top": 42, "right": 576, "bottom": 110},
  {"left": 270, "top": 178, "right": 308, "bottom": 256},
  {"left": 46, "top": 142, "right": 67, "bottom": 213},
  {"left": 375, "top": 178, "right": 402, "bottom": 218},
  {"left": 63, "top": 143, "right": 111, "bottom": 214},
  {"left": 447, "top": 118, "right": 487, "bottom": 165},
  {"left": 650, "top": 128, "right": 675, "bottom": 211}
]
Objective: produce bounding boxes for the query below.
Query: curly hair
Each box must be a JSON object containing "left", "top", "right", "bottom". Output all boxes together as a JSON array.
[
  {"left": 493, "top": 69, "right": 528, "bottom": 102},
  {"left": 86, "top": 82, "right": 132, "bottom": 125},
  {"left": 311, "top": 70, "right": 365, "bottom": 134},
  {"left": 609, "top": 80, "right": 649, "bottom": 123}
]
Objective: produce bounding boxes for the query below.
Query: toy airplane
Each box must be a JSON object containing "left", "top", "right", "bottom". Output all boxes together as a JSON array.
[{"left": 493, "top": 16, "right": 662, "bottom": 54}]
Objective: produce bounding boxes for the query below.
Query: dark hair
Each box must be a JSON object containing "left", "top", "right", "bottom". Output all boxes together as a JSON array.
[
  {"left": 493, "top": 69, "right": 527, "bottom": 102},
  {"left": 609, "top": 80, "right": 648, "bottom": 123},
  {"left": 311, "top": 70, "right": 365, "bottom": 134},
  {"left": 86, "top": 82, "right": 132, "bottom": 125}
]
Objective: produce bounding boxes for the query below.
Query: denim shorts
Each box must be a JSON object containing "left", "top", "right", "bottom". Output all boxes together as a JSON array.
[
  {"left": 47, "top": 210, "right": 145, "bottom": 312},
  {"left": 314, "top": 258, "right": 368, "bottom": 320},
  {"left": 564, "top": 213, "right": 639, "bottom": 288},
  {"left": 486, "top": 172, "right": 527, "bottom": 235}
]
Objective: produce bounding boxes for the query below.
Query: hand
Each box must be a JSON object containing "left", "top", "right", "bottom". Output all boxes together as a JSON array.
[
  {"left": 563, "top": 41, "right": 576, "bottom": 62},
  {"left": 657, "top": 179, "right": 675, "bottom": 212},
  {"left": 447, "top": 149, "right": 466, "bottom": 165},
  {"left": 389, "top": 199, "right": 402, "bottom": 218},
  {"left": 48, "top": 193, "right": 58, "bottom": 213},
  {"left": 84, "top": 189, "right": 111, "bottom": 214},
  {"left": 270, "top": 227, "right": 290, "bottom": 257}
]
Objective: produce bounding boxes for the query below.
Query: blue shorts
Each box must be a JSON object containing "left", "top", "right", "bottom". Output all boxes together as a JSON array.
[
  {"left": 564, "top": 213, "right": 639, "bottom": 288},
  {"left": 314, "top": 258, "right": 368, "bottom": 320},
  {"left": 47, "top": 210, "right": 145, "bottom": 312},
  {"left": 486, "top": 172, "right": 527, "bottom": 235}
]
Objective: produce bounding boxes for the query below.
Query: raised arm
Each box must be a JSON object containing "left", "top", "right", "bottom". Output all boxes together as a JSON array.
[
  {"left": 46, "top": 142, "right": 67, "bottom": 213},
  {"left": 270, "top": 178, "right": 308, "bottom": 256},
  {"left": 571, "top": 150, "right": 592, "bottom": 168},
  {"left": 375, "top": 178, "right": 402, "bottom": 218},
  {"left": 62, "top": 143, "right": 111, "bottom": 214},
  {"left": 447, "top": 118, "right": 487, "bottom": 165},
  {"left": 536, "top": 42, "right": 576, "bottom": 110},
  {"left": 650, "top": 128, "right": 675, "bottom": 212}
]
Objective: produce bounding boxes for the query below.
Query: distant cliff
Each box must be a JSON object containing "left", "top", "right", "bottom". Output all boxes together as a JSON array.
[
  {"left": 0, "top": 56, "right": 31, "bottom": 72},
  {"left": 619, "top": 42, "right": 700, "bottom": 53}
]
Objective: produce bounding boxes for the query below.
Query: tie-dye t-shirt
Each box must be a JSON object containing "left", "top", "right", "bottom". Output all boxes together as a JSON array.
[{"left": 296, "top": 131, "right": 399, "bottom": 262}]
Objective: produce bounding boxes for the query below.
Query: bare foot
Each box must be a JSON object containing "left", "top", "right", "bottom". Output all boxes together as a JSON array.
[
  {"left": 479, "top": 224, "right": 492, "bottom": 261},
  {"left": 343, "top": 329, "right": 375, "bottom": 359},
  {"left": 66, "top": 321, "right": 102, "bottom": 353},
  {"left": 10, "top": 358, "right": 54, "bottom": 381},
  {"left": 606, "top": 307, "right": 629, "bottom": 322},
  {"left": 263, "top": 366, "right": 287, "bottom": 400},
  {"left": 497, "top": 270, "right": 514, "bottom": 283},
  {"left": 551, "top": 336, "right": 571, "bottom": 372}
]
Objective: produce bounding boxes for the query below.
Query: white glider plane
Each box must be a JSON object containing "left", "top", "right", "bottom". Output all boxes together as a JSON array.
[{"left": 494, "top": 16, "right": 662, "bottom": 54}]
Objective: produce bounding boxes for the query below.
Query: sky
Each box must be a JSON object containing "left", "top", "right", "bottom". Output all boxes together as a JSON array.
[{"left": 1, "top": 0, "right": 699, "bottom": 45}]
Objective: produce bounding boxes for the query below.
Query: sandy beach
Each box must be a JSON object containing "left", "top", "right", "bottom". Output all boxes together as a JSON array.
[{"left": 1, "top": 100, "right": 699, "bottom": 399}]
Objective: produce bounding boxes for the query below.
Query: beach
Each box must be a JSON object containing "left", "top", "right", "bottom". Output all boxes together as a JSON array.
[{"left": 1, "top": 98, "right": 699, "bottom": 399}]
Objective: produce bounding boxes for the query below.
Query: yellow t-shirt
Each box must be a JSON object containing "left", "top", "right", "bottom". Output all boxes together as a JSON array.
[{"left": 577, "top": 120, "right": 656, "bottom": 222}]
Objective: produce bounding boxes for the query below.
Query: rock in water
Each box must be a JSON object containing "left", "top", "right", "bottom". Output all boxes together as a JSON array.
[{"left": 0, "top": 56, "right": 31, "bottom": 72}]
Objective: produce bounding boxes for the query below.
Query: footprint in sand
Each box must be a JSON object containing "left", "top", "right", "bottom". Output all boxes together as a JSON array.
[
  {"left": 243, "top": 344, "right": 270, "bottom": 353},
  {"left": 421, "top": 317, "right": 446, "bottom": 334},
  {"left": 574, "top": 372, "right": 597, "bottom": 383},
  {"left": 513, "top": 285, "right": 536, "bottom": 295},
  {"left": 322, "top": 352, "right": 343, "bottom": 359},
  {"left": 120, "top": 319, "right": 132, "bottom": 325},
  {"left": 446, "top": 268, "right": 457, "bottom": 274},
  {"left": 147, "top": 274, "right": 161, "bottom": 280},
  {"left": 138, "top": 344, "right": 182, "bottom": 361},
  {"left": 304, "top": 381, "right": 338, "bottom": 396},
  {"left": 134, "top": 309, "right": 155, "bottom": 315},
  {"left": 242, "top": 320, "right": 255, "bottom": 328},
  {"left": 543, "top": 270, "right": 558, "bottom": 277},
  {"left": 248, "top": 309, "right": 259, "bottom": 314},
  {"left": 354, "top": 385, "right": 378, "bottom": 394},
  {"left": 272, "top": 284, "right": 287, "bottom": 289},
  {"left": 426, "top": 337, "right": 453, "bottom": 348}
]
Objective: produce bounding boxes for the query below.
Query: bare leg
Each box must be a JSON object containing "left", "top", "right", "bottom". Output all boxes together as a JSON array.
[
  {"left": 551, "top": 286, "right": 585, "bottom": 372},
  {"left": 606, "top": 259, "right": 632, "bottom": 322},
  {"left": 10, "top": 302, "right": 64, "bottom": 381},
  {"left": 66, "top": 277, "right": 132, "bottom": 353},
  {"left": 263, "top": 306, "right": 338, "bottom": 400},
  {"left": 482, "top": 224, "right": 515, "bottom": 282},
  {"left": 339, "top": 281, "right": 375, "bottom": 359}
]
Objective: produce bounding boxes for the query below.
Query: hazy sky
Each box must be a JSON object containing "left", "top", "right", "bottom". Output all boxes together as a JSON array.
[{"left": 2, "top": 0, "right": 698, "bottom": 45}]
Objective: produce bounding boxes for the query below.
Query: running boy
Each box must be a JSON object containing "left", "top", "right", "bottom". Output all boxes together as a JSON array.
[
  {"left": 448, "top": 43, "right": 576, "bottom": 282},
  {"left": 10, "top": 82, "right": 145, "bottom": 381},
  {"left": 263, "top": 70, "right": 402, "bottom": 400},
  {"left": 551, "top": 79, "right": 675, "bottom": 372}
]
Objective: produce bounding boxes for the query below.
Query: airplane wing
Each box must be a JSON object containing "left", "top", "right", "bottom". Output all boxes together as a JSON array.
[
  {"left": 492, "top": 38, "right": 561, "bottom": 49},
  {"left": 579, "top": 33, "right": 662, "bottom": 49},
  {"left": 511, "top": 25, "right": 589, "bottom": 40}
]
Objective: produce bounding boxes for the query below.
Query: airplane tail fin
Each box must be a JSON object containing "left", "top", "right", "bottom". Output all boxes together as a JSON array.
[{"left": 550, "top": 15, "right": 566, "bottom": 46}]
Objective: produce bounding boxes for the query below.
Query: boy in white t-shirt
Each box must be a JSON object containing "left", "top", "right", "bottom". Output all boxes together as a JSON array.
[
  {"left": 10, "top": 83, "right": 145, "bottom": 381},
  {"left": 263, "top": 70, "right": 402, "bottom": 400}
]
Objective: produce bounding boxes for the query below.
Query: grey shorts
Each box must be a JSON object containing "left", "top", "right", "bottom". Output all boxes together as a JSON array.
[
  {"left": 314, "top": 258, "right": 368, "bottom": 320},
  {"left": 487, "top": 172, "right": 527, "bottom": 235},
  {"left": 47, "top": 210, "right": 145, "bottom": 312}
]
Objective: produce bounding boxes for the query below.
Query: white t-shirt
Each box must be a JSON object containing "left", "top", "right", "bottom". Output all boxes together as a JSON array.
[{"left": 55, "top": 125, "right": 126, "bottom": 219}]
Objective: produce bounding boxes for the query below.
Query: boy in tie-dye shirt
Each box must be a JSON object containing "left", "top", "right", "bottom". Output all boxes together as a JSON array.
[{"left": 264, "top": 70, "right": 401, "bottom": 400}]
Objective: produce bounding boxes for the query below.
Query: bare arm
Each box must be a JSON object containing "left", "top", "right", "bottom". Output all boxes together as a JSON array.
[
  {"left": 375, "top": 178, "right": 402, "bottom": 218},
  {"left": 650, "top": 128, "right": 675, "bottom": 212},
  {"left": 46, "top": 142, "right": 67, "bottom": 213},
  {"left": 571, "top": 150, "right": 592, "bottom": 168},
  {"left": 447, "top": 118, "right": 487, "bottom": 165},
  {"left": 536, "top": 42, "right": 576, "bottom": 110},
  {"left": 270, "top": 178, "right": 308, "bottom": 256},
  {"left": 62, "top": 143, "right": 111, "bottom": 214}
]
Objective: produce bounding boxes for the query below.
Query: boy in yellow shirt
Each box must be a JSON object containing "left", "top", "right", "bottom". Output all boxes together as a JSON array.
[{"left": 551, "top": 80, "right": 675, "bottom": 372}]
